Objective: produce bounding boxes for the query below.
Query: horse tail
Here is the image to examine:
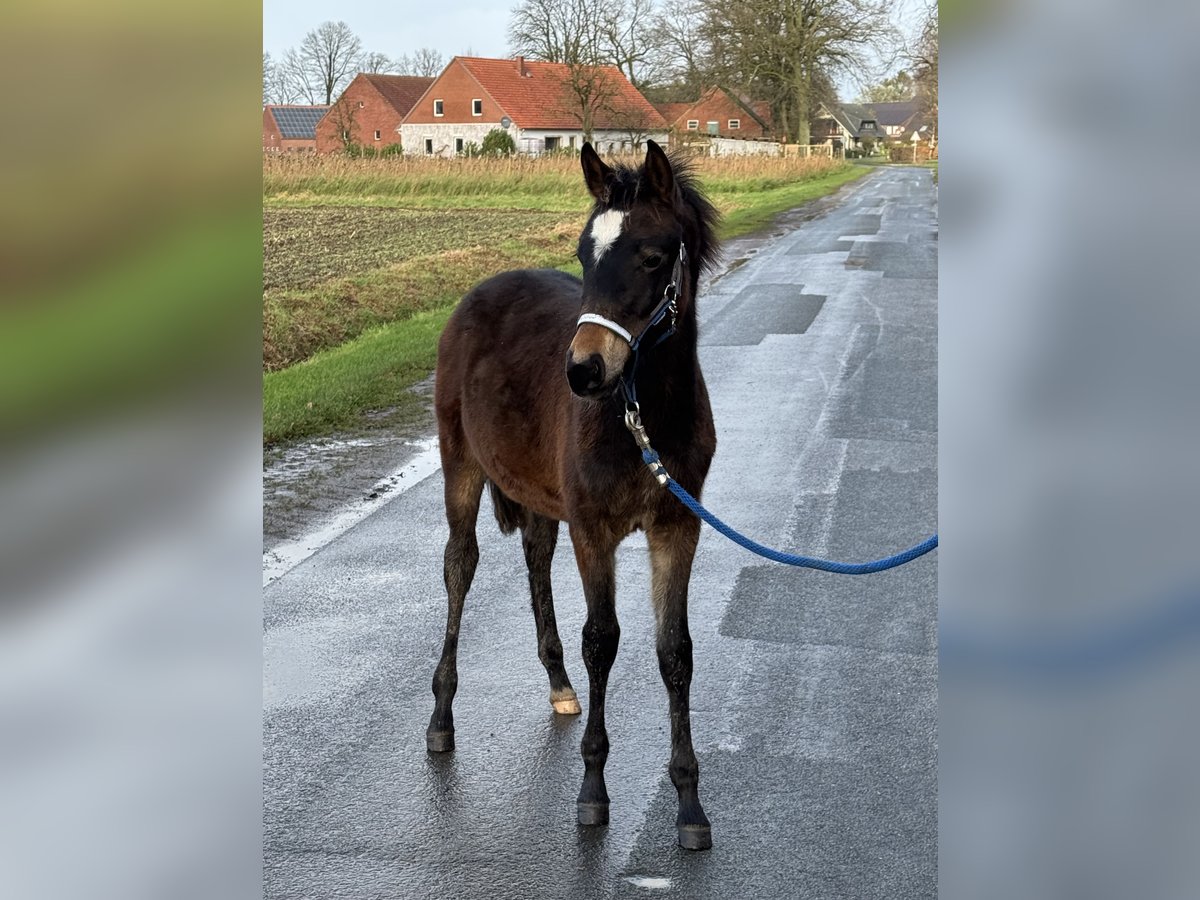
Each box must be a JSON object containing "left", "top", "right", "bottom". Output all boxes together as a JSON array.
[{"left": 487, "top": 480, "right": 524, "bottom": 535}]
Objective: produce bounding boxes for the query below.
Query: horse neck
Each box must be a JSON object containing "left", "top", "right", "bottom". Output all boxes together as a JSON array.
[{"left": 629, "top": 271, "right": 703, "bottom": 432}]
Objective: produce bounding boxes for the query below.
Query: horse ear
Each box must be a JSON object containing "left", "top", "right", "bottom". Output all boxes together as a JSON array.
[
  {"left": 580, "top": 143, "right": 613, "bottom": 202},
  {"left": 643, "top": 139, "right": 675, "bottom": 203}
]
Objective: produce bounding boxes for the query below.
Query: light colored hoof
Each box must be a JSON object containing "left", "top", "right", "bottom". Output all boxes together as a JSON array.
[{"left": 550, "top": 690, "right": 582, "bottom": 715}]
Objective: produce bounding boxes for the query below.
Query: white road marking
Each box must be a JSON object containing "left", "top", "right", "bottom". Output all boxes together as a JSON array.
[
  {"left": 262, "top": 439, "right": 442, "bottom": 587},
  {"left": 624, "top": 876, "right": 673, "bottom": 890},
  {"left": 591, "top": 209, "right": 626, "bottom": 262}
]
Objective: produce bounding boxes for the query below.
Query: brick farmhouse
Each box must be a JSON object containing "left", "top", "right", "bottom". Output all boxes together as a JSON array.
[
  {"left": 315, "top": 74, "right": 435, "bottom": 153},
  {"left": 656, "top": 86, "right": 775, "bottom": 141},
  {"left": 813, "top": 100, "right": 933, "bottom": 154},
  {"left": 400, "top": 56, "right": 667, "bottom": 157},
  {"left": 263, "top": 105, "right": 329, "bottom": 152}
]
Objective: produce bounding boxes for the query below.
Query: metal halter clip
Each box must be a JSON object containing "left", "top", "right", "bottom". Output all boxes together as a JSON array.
[
  {"left": 623, "top": 402, "right": 670, "bottom": 486},
  {"left": 623, "top": 403, "right": 651, "bottom": 451}
]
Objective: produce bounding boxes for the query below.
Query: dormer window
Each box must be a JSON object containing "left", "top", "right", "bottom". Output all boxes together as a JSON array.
[{"left": 434, "top": 99, "right": 444, "bottom": 117}]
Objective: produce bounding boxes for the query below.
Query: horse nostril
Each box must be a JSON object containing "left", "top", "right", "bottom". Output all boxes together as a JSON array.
[{"left": 566, "top": 354, "right": 606, "bottom": 396}]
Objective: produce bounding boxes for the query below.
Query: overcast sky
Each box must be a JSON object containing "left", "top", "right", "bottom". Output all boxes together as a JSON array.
[
  {"left": 263, "top": 0, "right": 510, "bottom": 63},
  {"left": 262, "top": 0, "right": 928, "bottom": 99}
]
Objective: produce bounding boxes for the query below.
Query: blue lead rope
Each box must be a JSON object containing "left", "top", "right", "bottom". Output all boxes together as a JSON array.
[{"left": 641, "top": 447, "right": 938, "bottom": 575}]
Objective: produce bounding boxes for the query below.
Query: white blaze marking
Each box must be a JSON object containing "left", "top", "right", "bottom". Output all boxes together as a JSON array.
[{"left": 590, "top": 209, "right": 626, "bottom": 262}]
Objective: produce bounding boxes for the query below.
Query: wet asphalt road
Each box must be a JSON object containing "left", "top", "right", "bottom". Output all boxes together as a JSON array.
[{"left": 264, "top": 167, "right": 938, "bottom": 899}]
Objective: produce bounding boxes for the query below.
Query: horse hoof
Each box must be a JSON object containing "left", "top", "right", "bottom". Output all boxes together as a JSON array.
[
  {"left": 426, "top": 729, "right": 454, "bottom": 753},
  {"left": 677, "top": 824, "right": 712, "bottom": 851},
  {"left": 550, "top": 690, "right": 582, "bottom": 715},
  {"left": 577, "top": 801, "right": 610, "bottom": 826}
]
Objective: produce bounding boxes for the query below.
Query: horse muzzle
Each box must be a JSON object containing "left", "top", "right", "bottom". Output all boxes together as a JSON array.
[
  {"left": 566, "top": 353, "right": 608, "bottom": 397},
  {"left": 567, "top": 322, "right": 631, "bottom": 398}
]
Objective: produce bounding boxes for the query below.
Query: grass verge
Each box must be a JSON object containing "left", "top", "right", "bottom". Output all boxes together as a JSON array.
[{"left": 262, "top": 161, "right": 871, "bottom": 445}]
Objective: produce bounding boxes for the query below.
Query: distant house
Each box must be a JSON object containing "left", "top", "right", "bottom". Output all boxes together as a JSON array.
[
  {"left": 656, "top": 87, "right": 775, "bottom": 142},
  {"left": 263, "top": 105, "right": 329, "bottom": 152},
  {"left": 315, "top": 73, "right": 435, "bottom": 153},
  {"left": 400, "top": 56, "right": 667, "bottom": 157},
  {"left": 814, "top": 100, "right": 930, "bottom": 154}
]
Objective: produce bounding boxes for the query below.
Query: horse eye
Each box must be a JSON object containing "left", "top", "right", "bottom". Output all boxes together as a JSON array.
[{"left": 643, "top": 255, "right": 664, "bottom": 270}]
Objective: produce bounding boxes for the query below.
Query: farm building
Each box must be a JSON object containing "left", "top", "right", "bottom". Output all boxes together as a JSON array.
[
  {"left": 263, "top": 105, "right": 329, "bottom": 152},
  {"left": 813, "top": 100, "right": 934, "bottom": 154},
  {"left": 315, "top": 74, "right": 435, "bottom": 154},
  {"left": 656, "top": 87, "right": 775, "bottom": 142},
  {"left": 400, "top": 56, "right": 667, "bottom": 157}
]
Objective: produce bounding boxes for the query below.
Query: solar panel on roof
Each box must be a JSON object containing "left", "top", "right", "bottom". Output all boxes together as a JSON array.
[{"left": 271, "top": 107, "right": 328, "bottom": 139}]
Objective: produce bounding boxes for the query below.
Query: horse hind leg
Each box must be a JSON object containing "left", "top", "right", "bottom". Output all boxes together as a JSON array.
[
  {"left": 426, "top": 453, "right": 485, "bottom": 753},
  {"left": 519, "top": 512, "right": 580, "bottom": 715}
]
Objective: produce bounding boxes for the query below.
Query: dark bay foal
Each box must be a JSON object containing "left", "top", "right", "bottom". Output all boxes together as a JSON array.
[{"left": 427, "top": 140, "right": 720, "bottom": 850}]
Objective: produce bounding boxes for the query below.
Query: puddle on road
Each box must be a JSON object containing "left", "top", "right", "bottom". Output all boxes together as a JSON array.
[{"left": 263, "top": 377, "right": 437, "bottom": 555}]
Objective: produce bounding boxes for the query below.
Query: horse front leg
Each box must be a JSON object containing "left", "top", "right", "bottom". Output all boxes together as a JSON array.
[
  {"left": 569, "top": 524, "right": 620, "bottom": 826},
  {"left": 647, "top": 517, "right": 711, "bottom": 850}
]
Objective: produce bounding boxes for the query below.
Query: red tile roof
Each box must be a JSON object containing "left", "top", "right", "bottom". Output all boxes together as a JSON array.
[
  {"left": 654, "top": 102, "right": 693, "bottom": 127},
  {"left": 362, "top": 74, "right": 436, "bottom": 117},
  {"left": 455, "top": 57, "right": 666, "bottom": 131}
]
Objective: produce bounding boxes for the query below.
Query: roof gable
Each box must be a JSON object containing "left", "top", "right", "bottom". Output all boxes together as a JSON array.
[
  {"left": 360, "top": 74, "right": 437, "bottom": 116},
  {"left": 665, "top": 86, "right": 774, "bottom": 133},
  {"left": 654, "top": 102, "right": 693, "bottom": 127}
]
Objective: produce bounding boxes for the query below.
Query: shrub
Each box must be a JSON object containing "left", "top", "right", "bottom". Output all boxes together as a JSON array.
[{"left": 480, "top": 128, "right": 516, "bottom": 157}]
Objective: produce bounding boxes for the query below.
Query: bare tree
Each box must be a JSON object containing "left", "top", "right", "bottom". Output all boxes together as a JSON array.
[
  {"left": 510, "top": 0, "right": 624, "bottom": 143},
  {"left": 699, "top": 0, "right": 896, "bottom": 144},
  {"left": 598, "top": 0, "right": 666, "bottom": 89},
  {"left": 907, "top": 2, "right": 937, "bottom": 135},
  {"left": 264, "top": 50, "right": 301, "bottom": 105},
  {"left": 412, "top": 47, "right": 446, "bottom": 77},
  {"left": 509, "top": 0, "right": 607, "bottom": 65},
  {"left": 360, "top": 51, "right": 396, "bottom": 74},
  {"left": 297, "top": 21, "right": 363, "bottom": 105},
  {"left": 605, "top": 94, "right": 658, "bottom": 150},
  {"left": 648, "top": 1, "right": 709, "bottom": 97},
  {"left": 325, "top": 95, "right": 362, "bottom": 152},
  {"left": 279, "top": 47, "right": 320, "bottom": 104}
]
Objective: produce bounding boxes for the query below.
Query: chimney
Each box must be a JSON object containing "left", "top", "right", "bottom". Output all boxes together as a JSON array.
[{"left": 515, "top": 55, "right": 526, "bottom": 77}]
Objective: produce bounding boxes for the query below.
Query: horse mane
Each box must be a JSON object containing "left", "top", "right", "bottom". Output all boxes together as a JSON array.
[{"left": 599, "top": 153, "right": 722, "bottom": 277}]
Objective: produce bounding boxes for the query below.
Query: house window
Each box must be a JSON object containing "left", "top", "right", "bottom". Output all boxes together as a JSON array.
[
  {"left": 686, "top": 119, "right": 699, "bottom": 130},
  {"left": 374, "top": 130, "right": 381, "bottom": 141},
  {"left": 545, "top": 136, "right": 560, "bottom": 151},
  {"left": 424, "top": 138, "right": 433, "bottom": 154},
  {"left": 342, "top": 130, "right": 349, "bottom": 141},
  {"left": 455, "top": 137, "right": 464, "bottom": 154},
  {"left": 706, "top": 121, "right": 718, "bottom": 135},
  {"left": 728, "top": 118, "right": 740, "bottom": 130},
  {"left": 568, "top": 135, "right": 576, "bottom": 149},
  {"left": 434, "top": 99, "right": 444, "bottom": 116},
  {"left": 472, "top": 99, "right": 483, "bottom": 116}
]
